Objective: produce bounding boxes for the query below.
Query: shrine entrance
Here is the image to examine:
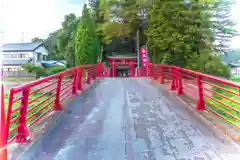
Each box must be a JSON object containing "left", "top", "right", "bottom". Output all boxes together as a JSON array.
[{"left": 106, "top": 55, "right": 137, "bottom": 77}]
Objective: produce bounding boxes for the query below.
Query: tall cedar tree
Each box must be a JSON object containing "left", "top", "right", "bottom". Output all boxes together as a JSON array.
[{"left": 75, "top": 4, "right": 99, "bottom": 65}]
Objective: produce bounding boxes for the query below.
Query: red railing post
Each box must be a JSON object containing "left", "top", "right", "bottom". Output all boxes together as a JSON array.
[
  {"left": 196, "top": 75, "right": 205, "bottom": 110},
  {"left": 112, "top": 61, "right": 116, "bottom": 77},
  {"left": 16, "top": 88, "right": 31, "bottom": 143},
  {"left": 92, "top": 65, "right": 96, "bottom": 80},
  {"left": 170, "top": 67, "right": 177, "bottom": 91},
  {"left": 176, "top": 67, "right": 183, "bottom": 95},
  {"left": 159, "top": 65, "right": 164, "bottom": 84},
  {"left": 72, "top": 69, "right": 77, "bottom": 95},
  {"left": 86, "top": 68, "right": 91, "bottom": 84},
  {"left": 54, "top": 75, "right": 62, "bottom": 111},
  {"left": 0, "top": 92, "right": 8, "bottom": 160},
  {"left": 153, "top": 64, "right": 158, "bottom": 80},
  {"left": 129, "top": 62, "right": 134, "bottom": 77},
  {"left": 98, "top": 62, "right": 102, "bottom": 78},
  {"left": 77, "top": 67, "right": 83, "bottom": 91}
]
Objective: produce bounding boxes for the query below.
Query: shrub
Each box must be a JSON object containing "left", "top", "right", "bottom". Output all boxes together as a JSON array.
[
  {"left": 22, "top": 63, "right": 67, "bottom": 78},
  {"left": 49, "top": 66, "right": 66, "bottom": 75}
]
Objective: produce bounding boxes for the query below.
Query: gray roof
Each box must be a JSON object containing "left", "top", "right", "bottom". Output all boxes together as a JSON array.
[
  {"left": 3, "top": 58, "right": 33, "bottom": 66},
  {"left": 3, "top": 42, "right": 43, "bottom": 52}
]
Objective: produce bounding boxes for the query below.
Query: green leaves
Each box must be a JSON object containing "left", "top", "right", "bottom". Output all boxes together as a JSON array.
[{"left": 75, "top": 4, "right": 100, "bottom": 65}]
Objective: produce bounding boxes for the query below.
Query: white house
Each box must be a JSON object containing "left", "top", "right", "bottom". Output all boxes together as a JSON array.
[
  {"left": 229, "top": 63, "right": 240, "bottom": 76},
  {"left": 2, "top": 42, "right": 49, "bottom": 77}
]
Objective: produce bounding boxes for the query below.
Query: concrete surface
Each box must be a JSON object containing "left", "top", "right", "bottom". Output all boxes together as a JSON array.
[{"left": 18, "top": 78, "right": 240, "bottom": 160}]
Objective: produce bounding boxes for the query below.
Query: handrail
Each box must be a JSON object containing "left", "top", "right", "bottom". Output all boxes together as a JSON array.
[
  {"left": 150, "top": 63, "right": 240, "bottom": 129},
  {"left": 2, "top": 63, "right": 105, "bottom": 146}
]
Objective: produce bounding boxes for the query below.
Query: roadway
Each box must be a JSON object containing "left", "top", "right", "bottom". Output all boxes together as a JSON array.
[{"left": 18, "top": 78, "right": 240, "bottom": 160}]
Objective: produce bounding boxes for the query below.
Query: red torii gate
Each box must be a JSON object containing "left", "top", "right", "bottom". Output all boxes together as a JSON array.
[{"left": 106, "top": 56, "right": 137, "bottom": 77}]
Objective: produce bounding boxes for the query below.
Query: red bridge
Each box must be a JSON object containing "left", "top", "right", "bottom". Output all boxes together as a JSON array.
[{"left": 1, "top": 62, "right": 240, "bottom": 160}]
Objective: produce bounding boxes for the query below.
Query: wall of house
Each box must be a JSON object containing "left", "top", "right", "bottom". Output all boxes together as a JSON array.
[
  {"left": 3, "top": 51, "right": 33, "bottom": 59},
  {"left": 231, "top": 67, "right": 240, "bottom": 76},
  {"left": 3, "top": 65, "right": 35, "bottom": 77},
  {"left": 33, "top": 46, "right": 49, "bottom": 64}
]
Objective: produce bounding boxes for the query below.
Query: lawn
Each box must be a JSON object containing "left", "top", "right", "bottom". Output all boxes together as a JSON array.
[
  {"left": 206, "top": 77, "right": 240, "bottom": 126},
  {"left": 4, "top": 77, "right": 36, "bottom": 82},
  {"left": 231, "top": 76, "right": 240, "bottom": 82},
  {"left": 4, "top": 91, "right": 55, "bottom": 139}
]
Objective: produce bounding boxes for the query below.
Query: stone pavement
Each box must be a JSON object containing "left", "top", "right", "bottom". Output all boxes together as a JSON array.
[{"left": 18, "top": 78, "right": 240, "bottom": 160}]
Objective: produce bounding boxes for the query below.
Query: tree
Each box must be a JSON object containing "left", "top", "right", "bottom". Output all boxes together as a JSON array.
[
  {"left": 57, "top": 14, "right": 79, "bottom": 67},
  {"left": 31, "top": 37, "right": 44, "bottom": 43},
  {"left": 212, "top": 0, "right": 238, "bottom": 54},
  {"left": 75, "top": 4, "right": 100, "bottom": 65},
  {"left": 145, "top": 0, "right": 231, "bottom": 77}
]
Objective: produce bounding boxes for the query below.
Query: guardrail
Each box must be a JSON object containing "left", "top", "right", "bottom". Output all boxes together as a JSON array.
[
  {"left": 1, "top": 63, "right": 108, "bottom": 147},
  {"left": 150, "top": 64, "right": 240, "bottom": 128}
]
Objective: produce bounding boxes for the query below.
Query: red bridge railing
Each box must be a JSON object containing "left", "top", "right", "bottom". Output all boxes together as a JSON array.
[
  {"left": 148, "top": 64, "right": 240, "bottom": 129},
  {"left": 1, "top": 62, "right": 239, "bottom": 159},
  {"left": 1, "top": 63, "right": 109, "bottom": 150}
]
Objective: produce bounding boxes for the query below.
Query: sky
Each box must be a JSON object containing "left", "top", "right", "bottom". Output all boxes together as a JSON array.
[
  {"left": 0, "top": 0, "right": 240, "bottom": 48},
  {"left": 0, "top": 0, "right": 86, "bottom": 43}
]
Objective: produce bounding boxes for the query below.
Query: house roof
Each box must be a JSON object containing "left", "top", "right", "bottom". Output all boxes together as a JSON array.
[{"left": 2, "top": 42, "right": 43, "bottom": 52}]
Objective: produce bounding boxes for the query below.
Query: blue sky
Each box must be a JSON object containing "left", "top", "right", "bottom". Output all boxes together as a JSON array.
[{"left": 0, "top": 0, "right": 240, "bottom": 48}]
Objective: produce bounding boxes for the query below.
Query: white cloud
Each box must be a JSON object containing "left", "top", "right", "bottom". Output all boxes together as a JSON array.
[{"left": 0, "top": 0, "right": 83, "bottom": 43}]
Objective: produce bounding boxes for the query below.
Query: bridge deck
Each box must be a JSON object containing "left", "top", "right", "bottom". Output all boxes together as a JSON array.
[{"left": 19, "top": 78, "right": 240, "bottom": 160}]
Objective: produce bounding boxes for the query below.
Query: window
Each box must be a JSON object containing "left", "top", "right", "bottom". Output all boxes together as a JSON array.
[{"left": 37, "top": 53, "right": 42, "bottom": 61}]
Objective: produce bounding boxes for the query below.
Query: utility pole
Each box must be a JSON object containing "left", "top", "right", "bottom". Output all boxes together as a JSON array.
[
  {"left": 136, "top": 30, "right": 140, "bottom": 68},
  {"left": 22, "top": 32, "right": 24, "bottom": 42}
]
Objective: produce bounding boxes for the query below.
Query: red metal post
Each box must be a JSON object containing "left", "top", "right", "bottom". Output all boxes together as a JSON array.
[
  {"left": 153, "top": 64, "right": 158, "bottom": 80},
  {"left": 77, "top": 67, "right": 83, "bottom": 91},
  {"left": 176, "top": 68, "right": 183, "bottom": 95},
  {"left": 54, "top": 76, "right": 62, "bottom": 111},
  {"left": 72, "top": 70, "right": 77, "bottom": 95},
  {"left": 0, "top": 82, "right": 8, "bottom": 160},
  {"left": 92, "top": 65, "right": 96, "bottom": 80},
  {"left": 129, "top": 62, "right": 134, "bottom": 77},
  {"left": 170, "top": 67, "right": 177, "bottom": 91},
  {"left": 16, "top": 88, "right": 31, "bottom": 143},
  {"left": 112, "top": 61, "right": 116, "bottom": 77},
  {"left": 98, "top": 62, "right": 102, "bottom": 78},
  {"left": 196, "top": 75, "right": 206, "bottom": 110},
  {"left": 159, "top": 65, "right": 164, "bottom": 84},
  {"left": 86, "top": 68, "right": 91, "bottom": 84}
]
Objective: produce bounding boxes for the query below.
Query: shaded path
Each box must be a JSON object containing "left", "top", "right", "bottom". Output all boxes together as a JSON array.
[{"left": 18, "top": 78, "right": 240, "bottom": 160}]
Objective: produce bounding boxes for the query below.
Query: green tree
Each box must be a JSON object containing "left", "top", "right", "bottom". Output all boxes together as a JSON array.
[
  {"left": 75, "top": 4, "right": 100, "bottom": 65},
  {"left": 57, "top": 14, "right": 79, "bottom": 67},
  {"left": 212, "top": 0, "right": 238, "bottom": 54},
  {"left": 145, "top": 0, "right": 231, "bottom": 77}
]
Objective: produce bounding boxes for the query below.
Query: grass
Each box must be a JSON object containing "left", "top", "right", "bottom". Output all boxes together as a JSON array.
[
  {"left": 4, "top": 91, "right": 55, "bottom": 139},
  {"left": 206, "top": 80, "right": 240, "bottom": 126},
  {"left": 231, "top": 76, "right": 240, "bottom": 82},
  {"left": 4, "top": 77, "right": 36, "bottom": 82}
]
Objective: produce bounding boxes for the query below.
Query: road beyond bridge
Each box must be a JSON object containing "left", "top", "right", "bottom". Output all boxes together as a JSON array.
[{"left": 18, "top": 78, "right": 240, "bottom": 160}]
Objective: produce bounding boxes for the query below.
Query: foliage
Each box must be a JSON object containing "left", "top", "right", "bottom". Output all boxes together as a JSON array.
[
  {"left": 145, "top": 0, "right": 234, "bottom": 77},
  {"left": 49, "top": 66, "right": 67, "bottom": 75},
  {"left": 75, "top": 4, "right": 100, "bottom": 65},
  {"left": 212, "top": 0, "right": 238, "bottom": 54},
  {"left": 22, "top": 63, "right": 66, "bottom": 78},
  {"left": 57, "top": 14, "right": 79, "bottom": 67},
  {"left": 208, "top": 84, "right": 240, "bottom": 125},
  {"left": 231, "top": 76, "right": 240, "bottom": 82},
  {"left": 4, "top": 91, "right": 54, "bottom": 138}
]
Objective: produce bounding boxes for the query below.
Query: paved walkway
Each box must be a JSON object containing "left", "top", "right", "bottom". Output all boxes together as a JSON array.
[{"left": 18, "top": 78, "right": 240, "bottom": 160}]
